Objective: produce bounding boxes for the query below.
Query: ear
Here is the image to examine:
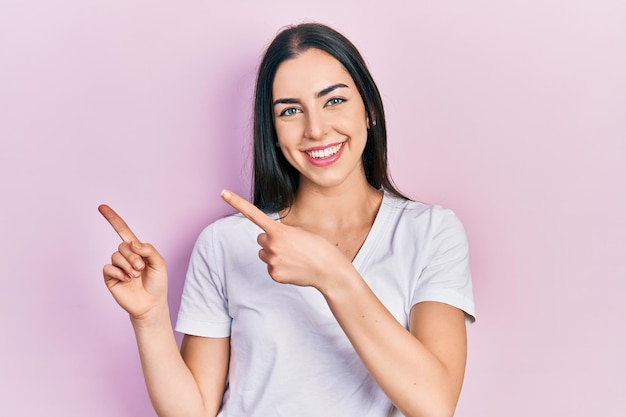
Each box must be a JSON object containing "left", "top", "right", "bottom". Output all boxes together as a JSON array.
[{"left": 366, "top": 109, "right": 377, "bottom": 129}]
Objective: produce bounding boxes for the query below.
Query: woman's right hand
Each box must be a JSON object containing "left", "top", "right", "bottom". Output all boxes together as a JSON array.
[{"left": 98, "top": 205, "right": 168, "bottom": 323}]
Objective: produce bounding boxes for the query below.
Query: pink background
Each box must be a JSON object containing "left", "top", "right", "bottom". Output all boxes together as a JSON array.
[{"left": 1, "top": 1, "right": 625, "bottom": 416}]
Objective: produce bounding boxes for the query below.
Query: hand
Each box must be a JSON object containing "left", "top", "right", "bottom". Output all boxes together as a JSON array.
[
  {"left": 98, "top": 205, "right": 168, "bottom": 321},
  {"left": 220, "top": 190, "right": 351, "bottom": 290}
]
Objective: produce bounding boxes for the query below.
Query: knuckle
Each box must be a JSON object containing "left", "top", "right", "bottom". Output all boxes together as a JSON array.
[
  {"left": 103, "top": 264, "right": 120, "bottom": 279},
  {"left": 271, "top": 270, "right": 286, "bottom": 284}
]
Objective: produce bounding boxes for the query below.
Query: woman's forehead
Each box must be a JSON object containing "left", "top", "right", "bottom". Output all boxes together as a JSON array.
[{"left": 272, "top": 49, "right": 355, "bottom": 96}]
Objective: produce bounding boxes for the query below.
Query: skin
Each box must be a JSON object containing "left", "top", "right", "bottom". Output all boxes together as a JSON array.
[
  {"left": 99, "top": 205, "right": 228, "bottom": 417},
  {"left": 101, "top": 48, "right": 468, "bottom": 417},
  {"left": 272, "top": 48, "right": 370, "bottom": 197}
]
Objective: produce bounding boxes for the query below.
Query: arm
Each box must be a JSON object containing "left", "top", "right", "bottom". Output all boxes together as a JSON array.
[
  {"left": 322, "top": 266, "right": 467, "bottom": 417},
  {"left": 180, "top": 335, "right": 230, "bottom": 416},
  {"left": 99, "top": 205, "right": 229, "bottom": 417},
  {"left": 131, "top": 309, "right": 230, "bottom": 417}
]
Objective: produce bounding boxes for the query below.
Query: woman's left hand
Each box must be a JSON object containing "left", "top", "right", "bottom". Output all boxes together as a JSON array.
[{"left": 221, "top": 189, "right": 351, "bottom": 290}]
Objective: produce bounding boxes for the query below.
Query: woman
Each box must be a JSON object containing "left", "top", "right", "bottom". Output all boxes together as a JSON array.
[{"left": 100, "top": 23, "right": 475, "bottom": 417}]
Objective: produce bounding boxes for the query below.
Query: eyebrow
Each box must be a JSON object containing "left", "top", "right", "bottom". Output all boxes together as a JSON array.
[
  {"left": 272, "top": 83, "right": 349, "bottom": 106},
  {"left": 316, "top": 83, "right": 349, "bottom": 98}
]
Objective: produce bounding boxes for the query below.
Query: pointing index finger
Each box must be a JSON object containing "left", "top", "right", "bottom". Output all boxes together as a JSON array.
[
  {"left": 221, "top": 190, "right": 278, "bottom": 233},
  {"left": 98, "top": 204, "right": 141, "bottom": 243}
]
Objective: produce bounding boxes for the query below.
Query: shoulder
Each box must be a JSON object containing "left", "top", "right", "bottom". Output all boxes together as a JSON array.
[
  {"left": 194, "top": 211, "right": 276, "bottom": 248},
  {"left": 209, "top": 212, "right": 263, "bottom": 233},
  {"left": 381, "top": 194, "right": 466, "bottom": 236}
]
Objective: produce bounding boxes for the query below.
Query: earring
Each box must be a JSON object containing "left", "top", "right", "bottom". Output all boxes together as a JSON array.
[
  {"left": 372, "top": 120, "right": 377, "bottom": 126},
  {"left": 275, "top": 141, "right": 281, "bottom": 148}
]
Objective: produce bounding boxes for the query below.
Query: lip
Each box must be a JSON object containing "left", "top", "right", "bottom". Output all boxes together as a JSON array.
[{"left": 302, "top": 141, "right": 346, "bottom": 167}]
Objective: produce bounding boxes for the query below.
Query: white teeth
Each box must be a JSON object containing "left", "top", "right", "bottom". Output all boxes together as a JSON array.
[{"left": 306, "top": 143, "right": 343, "bottom": 159}]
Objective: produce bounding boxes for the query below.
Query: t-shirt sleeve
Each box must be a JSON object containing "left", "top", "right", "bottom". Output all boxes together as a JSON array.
[
  {"left": 175, "top": 224, "right": 232, "bottom": 337},
  {"left": 411, "top": 208, "right": 476, "bottom": 323}
]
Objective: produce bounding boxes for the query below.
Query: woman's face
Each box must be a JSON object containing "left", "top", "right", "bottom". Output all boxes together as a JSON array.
[{"left": 272, "top": 48, "right": 370, "bottom": 192}]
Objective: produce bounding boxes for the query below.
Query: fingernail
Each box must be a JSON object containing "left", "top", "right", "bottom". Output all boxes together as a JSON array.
[
  {"left": 134, "top": 261, "right": 143, "bottom": 270},
  {"left": 221, "top": 189, "right": 231, "bottom": 199}
]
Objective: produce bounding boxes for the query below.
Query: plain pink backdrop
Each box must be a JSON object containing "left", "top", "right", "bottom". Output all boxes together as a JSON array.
[{"left": 1, "top": 1, "right": 624, "bottom": 416}]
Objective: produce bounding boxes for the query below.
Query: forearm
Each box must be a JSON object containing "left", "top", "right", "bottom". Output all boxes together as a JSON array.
[
  {"left": 321, "top": 269, "right": 464, "bottom": 417},
  {"left": 130, "top": 306, "right": 213, "bottom": 417}
]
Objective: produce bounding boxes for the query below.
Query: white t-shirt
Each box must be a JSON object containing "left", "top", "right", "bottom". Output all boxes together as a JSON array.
[{"left": 176, "top": 193, "right": 475, "bottom": 416}]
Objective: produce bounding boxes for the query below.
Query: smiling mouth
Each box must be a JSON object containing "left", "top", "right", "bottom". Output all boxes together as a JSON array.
[{"left": 305, "top": 142, "right": 344, "bottom": 159}]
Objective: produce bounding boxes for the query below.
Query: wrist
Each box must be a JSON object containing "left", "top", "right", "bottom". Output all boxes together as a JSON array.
[
  {"left": 317, "top": 262, "right": 362, "bottom": 300},
  {"left": 130, "top": 304, "right": 171, "bottom": 330}
]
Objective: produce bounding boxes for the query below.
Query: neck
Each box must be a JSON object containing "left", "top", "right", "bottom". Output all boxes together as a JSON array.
[{"left": 280, "top": 177, "right": 383, "bottom": 229}]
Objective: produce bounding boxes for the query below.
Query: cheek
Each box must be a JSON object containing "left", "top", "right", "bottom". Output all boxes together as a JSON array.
[
  {"left": 274, "top": 121, "right": 303, "bottom": 146},
  {"left": 334, "top": 113, "right": 368, "bottom": 140},
  {"left": 333, "top": 104, "right": 368, "bottom": 131}
]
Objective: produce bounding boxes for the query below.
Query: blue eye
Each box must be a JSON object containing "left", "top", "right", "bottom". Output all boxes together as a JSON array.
[
  {"left": 280, "top": 107, "right": 300, "bottom": 117},
  {"left": 326, "top": 97, "right": 346, "bottom": 106}
]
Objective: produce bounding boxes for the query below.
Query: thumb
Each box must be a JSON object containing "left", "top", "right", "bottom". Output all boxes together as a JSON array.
[{"left": 130, "top": 241, "right": 166, "bottom": 269}]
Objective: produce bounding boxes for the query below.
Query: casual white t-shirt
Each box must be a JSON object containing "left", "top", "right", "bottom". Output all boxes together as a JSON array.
[{"left": 176, "top": 193, "right": 475, "bottom": 416}]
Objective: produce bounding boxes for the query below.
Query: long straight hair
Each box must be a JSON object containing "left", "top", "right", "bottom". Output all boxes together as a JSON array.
[{"left": 253, "top": 23, "right": 407, "bottom": 212}]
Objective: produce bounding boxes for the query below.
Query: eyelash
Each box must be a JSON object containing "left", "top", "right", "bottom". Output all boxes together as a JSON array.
[
  {"left": 326, "top": 97, "right": 346, "bottom": 106},
  {"left": 277, "top": 97, "right": 347, "bottom": 117},
  {"left": 279, "top": 107, "right": 300, "bottom": 117}
]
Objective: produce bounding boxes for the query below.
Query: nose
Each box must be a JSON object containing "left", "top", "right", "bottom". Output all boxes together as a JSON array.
[{"left": 303, "top": 110, "right": 326, "bottom": 141}]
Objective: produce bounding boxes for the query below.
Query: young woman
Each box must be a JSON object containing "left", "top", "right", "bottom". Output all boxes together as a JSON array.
[{"left": 100, "top": 23, "right": 475, "bottom": 417}]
